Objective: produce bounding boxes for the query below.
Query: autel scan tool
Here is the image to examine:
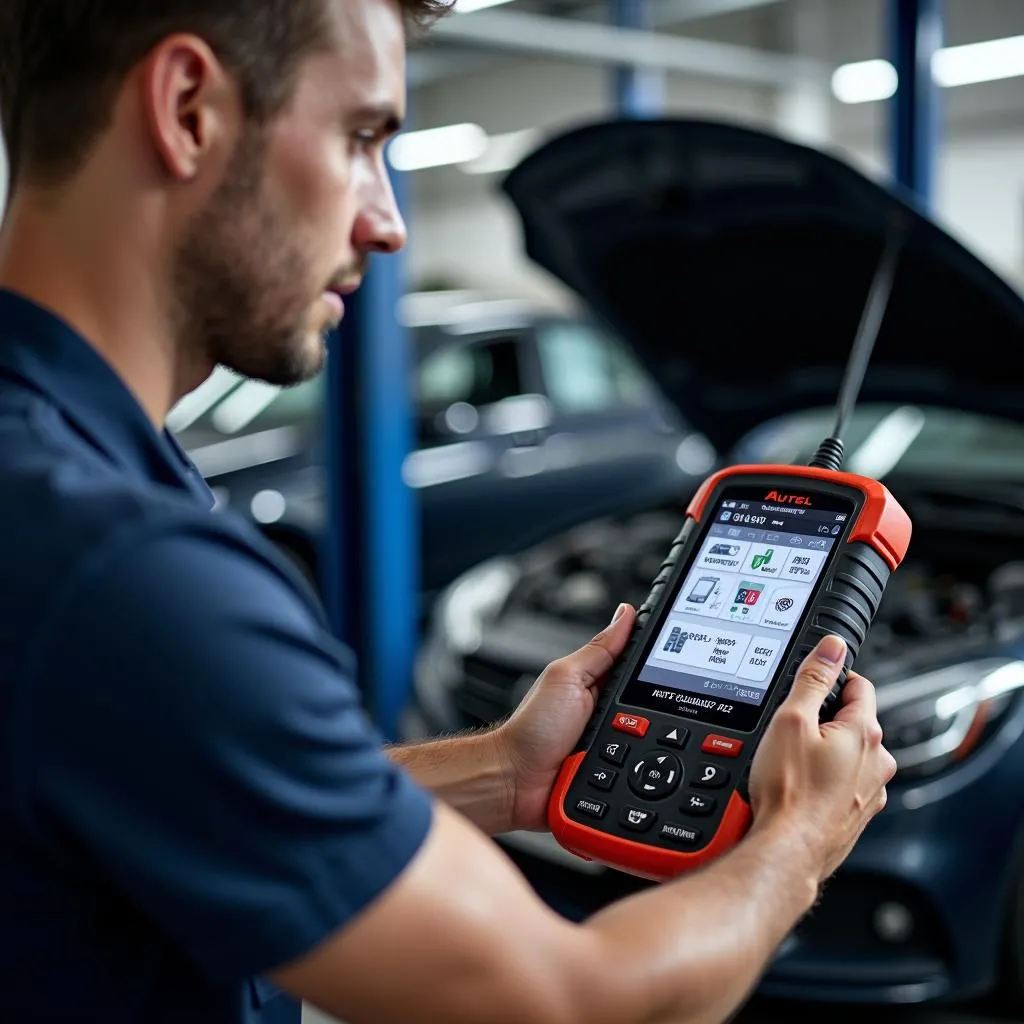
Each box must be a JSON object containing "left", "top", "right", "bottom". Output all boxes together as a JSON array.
[{"left": 548, "top": 228, "right": 914, "bottom": 881}]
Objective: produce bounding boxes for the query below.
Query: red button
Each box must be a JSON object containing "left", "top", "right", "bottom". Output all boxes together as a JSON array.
[
  {"left": 701, "top": 734, "right": 744, "bottom": 757},
  {"left": 612, "top": 713, "right": 650, "bottom": 737}
]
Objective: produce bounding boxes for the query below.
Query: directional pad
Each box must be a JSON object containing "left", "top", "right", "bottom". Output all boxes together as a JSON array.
[{"left": 627, "top": 751, "right": 683, "bottom": 801}]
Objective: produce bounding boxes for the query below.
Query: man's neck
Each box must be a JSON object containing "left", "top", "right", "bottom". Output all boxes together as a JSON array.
[{"left": 0, "top": 193, "right": 207, "bottom": 428}]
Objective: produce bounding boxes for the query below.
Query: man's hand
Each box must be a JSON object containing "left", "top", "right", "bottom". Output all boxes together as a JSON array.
[
  {"left": 748, "top": 633, "right": 898, "bottom": 883},
  {"left": 495, "top": 603, "right": 636, "bottom": 832},
  {"left": 277, "top": 629, "right": 895, "bottom": 1024}
]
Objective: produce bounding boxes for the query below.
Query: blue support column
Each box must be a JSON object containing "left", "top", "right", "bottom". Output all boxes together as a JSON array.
[
  {"left": 611, "top": 0, "right": 664, "bottom": 118},
  {"left": 322, "top": 170, "right": 419, "bottom": 742},
  {"left": 888, "top": 0, "right": 943, "bottom": 208}
]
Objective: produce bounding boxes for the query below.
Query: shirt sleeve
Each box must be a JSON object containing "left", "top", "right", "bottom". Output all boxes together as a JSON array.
[{"left": 18, "top": 516, "right": 435, "bottom": 984}]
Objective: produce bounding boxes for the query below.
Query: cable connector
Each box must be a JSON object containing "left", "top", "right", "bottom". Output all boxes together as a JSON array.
[{"left": 809, "top": 436, "right": 845, "bottom": 472}]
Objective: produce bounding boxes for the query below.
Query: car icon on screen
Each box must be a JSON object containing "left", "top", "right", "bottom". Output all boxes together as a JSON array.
[{"left": 708, "top": 543, "right": 741, "bottom": 557}]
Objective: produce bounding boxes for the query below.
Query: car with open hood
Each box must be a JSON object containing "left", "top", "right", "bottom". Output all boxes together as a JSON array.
[
  {"left": 169, "top": 297, "right": 700, "bottom": 612},
  {"left": 404, "top": 117, "right": 1024, "bottom": 1008}
]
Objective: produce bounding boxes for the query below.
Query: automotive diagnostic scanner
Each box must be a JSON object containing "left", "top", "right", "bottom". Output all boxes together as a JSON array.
[{"left": 548, "top": 228, "right": 914, "bottom": 882}]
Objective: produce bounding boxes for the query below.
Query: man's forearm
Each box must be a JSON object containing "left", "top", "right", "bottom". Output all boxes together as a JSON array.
[
  {"left": 387, "top": 729, "right": 516, "bottom": 836},
  {"left": 581, "top": 816, "right": 820, "bottom": 1024}
]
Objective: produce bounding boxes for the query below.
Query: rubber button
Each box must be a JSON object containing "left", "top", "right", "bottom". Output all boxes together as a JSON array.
[
  {"left": 575, "top": 797, "right": 608, "bottom": 820},
  {"left": 701, "top": 734, "right": 744, "bottom": 758},
  {"left": 587, "top": 768, "right": 617, "bottom": 791},
  {"left": 660, "top": 822, "right": 702, "bottom": 846},
  {"left": 620, "top": 806, "right": 657, "bottom": 833},
  {"left": 612, "top": 712, "right": 650, "bottom": 737},
  {"left": 692, "top": 763, "right": 730, "bottom": 789},
  {"left": 599, "top": 740, "right": 629, "bottom": 766},
  {"left": 657, "top": 726, "right": 688, "bottom": 749},
  {"left": 680, "top": 792, "right": 716, "bottom": 817}
]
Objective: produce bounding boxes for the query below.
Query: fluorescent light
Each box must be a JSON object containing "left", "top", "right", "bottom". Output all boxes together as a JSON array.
[
  {"left": 832, "top": 58, "right": 898, "bottom": 104},
  {"left": 210, "top": 380, "right": 282, "bottom": 434},
  {"left": 453, "top": 0, "right": 514, "bottom": 12},
  {"left": 165, "top": 366, "right": 242, "bottom": 432},
  {"left": 388, "top": 123, "right": 488, "bottom": 172},
  {"left": 460, "top": 128, "right": 539, "bottom": 175},
  {"left": 833, "top": 34, "right": 1024, "bottom": 104},
  {"left": 186, "top": 425, "right": 302, "bottom": 477},
  {"left": 933, "top": 34, "right": 1024, "bottom": 87}
]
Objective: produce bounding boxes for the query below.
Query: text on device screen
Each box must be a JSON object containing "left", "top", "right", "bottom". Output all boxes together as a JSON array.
[{"left": 621, "top": 488, "right": 855, "bottom": 732}]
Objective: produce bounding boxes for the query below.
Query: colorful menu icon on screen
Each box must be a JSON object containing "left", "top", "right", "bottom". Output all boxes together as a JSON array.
[{"left": 732, "top": 580, "right": 764, "bottom": 612}]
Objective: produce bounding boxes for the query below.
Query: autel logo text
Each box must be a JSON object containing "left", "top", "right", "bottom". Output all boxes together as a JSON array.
[{"left": 764, "top": 490, "right": 813, "bottom": 506}]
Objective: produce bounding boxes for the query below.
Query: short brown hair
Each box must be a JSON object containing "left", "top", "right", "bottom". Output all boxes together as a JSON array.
[{"left": 1, "top": 0, "right": 451, "bottom": 189}]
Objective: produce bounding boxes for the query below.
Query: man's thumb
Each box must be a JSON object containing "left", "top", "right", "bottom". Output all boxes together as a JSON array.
[
  {"left": 785, "top": 634, "right": 847, "bottom": 714},
  {"left": 573, "top": 603, "right": 635, "bottom": 676}
]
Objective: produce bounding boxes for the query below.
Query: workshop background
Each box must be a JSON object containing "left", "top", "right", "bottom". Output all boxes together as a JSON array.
[{"left": 6, "top": 1, "right": 1024, "bottom": 1021}]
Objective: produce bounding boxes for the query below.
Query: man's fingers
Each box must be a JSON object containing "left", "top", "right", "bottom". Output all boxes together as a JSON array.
[
  {"left": 783, "top": 634, "right": 848, "bottom": 716},
  {"left": 555, "top": 603, "right": 635, "bottom": 689},
  {"left": 832, "top": 671, "right": 879, "bottom": 728}
]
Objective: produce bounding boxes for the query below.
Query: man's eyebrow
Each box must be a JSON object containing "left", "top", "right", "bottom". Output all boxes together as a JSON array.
[{"left": 350, "top": 104, "right": 404, "bottom": 134}]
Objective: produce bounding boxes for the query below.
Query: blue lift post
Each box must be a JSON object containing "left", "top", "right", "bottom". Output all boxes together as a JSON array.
[
  {"left": 322, "top": 167, "right": 419, "bottom": 742},
  {"left": 611, "top": 0, "right": 664, "bottom": 118},
  {"left": 888, "top": 0, "right": 943, "bottom": 208}
]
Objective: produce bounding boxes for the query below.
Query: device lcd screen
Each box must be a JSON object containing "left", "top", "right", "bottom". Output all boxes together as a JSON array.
[{"left": 619, "top": 485, "right": 857, "bottom": 732}]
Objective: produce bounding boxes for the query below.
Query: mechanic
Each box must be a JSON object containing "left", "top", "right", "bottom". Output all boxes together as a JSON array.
[{"left": 0, "top": 1, "right": 896, "bottom": 1022}]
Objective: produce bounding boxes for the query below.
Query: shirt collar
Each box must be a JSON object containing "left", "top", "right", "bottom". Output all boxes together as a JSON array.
[{"left": 0, "top": 288, "right": 214, "bottom": 506}]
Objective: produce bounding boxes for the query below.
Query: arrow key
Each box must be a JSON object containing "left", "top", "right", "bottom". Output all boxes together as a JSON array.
[
  {"left": 658, "top": 726, "right": 689, "bottom": 749},
  {"left": 627, "top": 751, "right": 683, "bottom": 800}
]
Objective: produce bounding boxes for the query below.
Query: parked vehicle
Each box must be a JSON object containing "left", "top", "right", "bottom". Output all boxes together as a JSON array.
[
  {"left": 169, "top": 297, "right": 705, "bottom": 609},
  {"left": 404, "top": 117, "right": 1024, "bottom": 1008}
]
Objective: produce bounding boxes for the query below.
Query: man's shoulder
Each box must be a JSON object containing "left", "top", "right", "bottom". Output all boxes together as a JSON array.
[{"left": 0, "top": 403, "right": 325, "bottom": 684}]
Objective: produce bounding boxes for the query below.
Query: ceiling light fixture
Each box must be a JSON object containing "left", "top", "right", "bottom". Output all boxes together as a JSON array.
[
  {"left": 388, "top": 122, "right": 489, "bottom": 171},
  {"left": 832, "top": 34, "right": 1024, "bottom": 104}
]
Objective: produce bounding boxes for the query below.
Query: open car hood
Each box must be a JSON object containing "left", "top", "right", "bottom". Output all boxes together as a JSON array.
[{"left": 501, "top": 118, "right": 1024, "bottom": 454}]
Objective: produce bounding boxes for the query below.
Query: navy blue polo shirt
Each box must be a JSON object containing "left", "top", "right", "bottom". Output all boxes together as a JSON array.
[{"left": 0, "top": 289, "right": 434, "bottom": 1023}]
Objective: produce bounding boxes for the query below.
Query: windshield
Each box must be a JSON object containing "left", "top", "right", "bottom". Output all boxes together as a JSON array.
[{"left": 737, "top": 405, "right": 1024, "bottom": 481}]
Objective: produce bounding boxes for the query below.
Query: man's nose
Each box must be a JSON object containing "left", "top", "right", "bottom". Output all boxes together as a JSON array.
[{"left": 353, "top": 174, "right": 408, "bottom": 255}]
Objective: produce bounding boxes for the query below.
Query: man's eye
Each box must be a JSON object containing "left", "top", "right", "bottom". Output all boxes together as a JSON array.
[{"left": 353, "top": 130, "right": 379, "bottom": 148}]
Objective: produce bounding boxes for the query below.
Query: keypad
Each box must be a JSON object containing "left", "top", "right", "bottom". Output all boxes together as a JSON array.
[{"left": 572, "top": 716, "right": 753, "bottom": 851}]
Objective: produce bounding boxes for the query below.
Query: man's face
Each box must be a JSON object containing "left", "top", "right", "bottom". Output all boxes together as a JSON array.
[{"left": 172, "top": 0, "right": 408, "bottom": 387}]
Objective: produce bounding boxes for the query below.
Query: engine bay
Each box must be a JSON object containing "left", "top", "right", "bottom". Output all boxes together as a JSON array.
[{"left": 504, "top": 480, "right": 1024, "bottom": 686}]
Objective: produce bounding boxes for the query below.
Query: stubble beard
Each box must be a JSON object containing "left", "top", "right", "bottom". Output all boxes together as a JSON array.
[{"left": 170, "top": 126, "right": 330, "bottom": 390}]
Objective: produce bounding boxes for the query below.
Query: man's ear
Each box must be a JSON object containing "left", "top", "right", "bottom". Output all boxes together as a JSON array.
[{"left": 139, "top": 33, "right": 240, "bottom": 181}]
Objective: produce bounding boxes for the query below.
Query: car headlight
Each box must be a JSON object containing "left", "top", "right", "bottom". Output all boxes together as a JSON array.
[
  {"left": 439, "top": 558, "right": 520, "bottom": 655},
  {"left": 877, "top": 657, "right": 1024, "bottom": 778}
]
